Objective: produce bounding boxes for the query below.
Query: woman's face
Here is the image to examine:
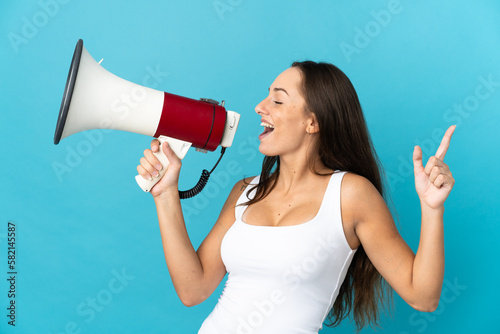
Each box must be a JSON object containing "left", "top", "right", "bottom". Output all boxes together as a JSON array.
[{"left": 255, "top": 67, "right": 317, "bottom": 157}]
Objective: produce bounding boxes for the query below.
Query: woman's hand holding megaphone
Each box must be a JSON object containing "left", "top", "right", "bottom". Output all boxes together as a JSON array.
[{"left": 137, "top": 139, "right": 183, "bottom": 198}]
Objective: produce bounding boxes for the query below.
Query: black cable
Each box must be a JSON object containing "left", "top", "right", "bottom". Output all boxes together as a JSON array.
[
  {"left": 209, "top": 147, "right": 226, "bottom": 173},
  {"left": 179, "top": 147, "right": 227, "bottom": 199}
]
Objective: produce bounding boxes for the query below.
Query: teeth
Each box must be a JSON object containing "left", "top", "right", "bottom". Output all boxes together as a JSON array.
[{"left": 260, "top": 122, "right": 275, "bottom": 129}]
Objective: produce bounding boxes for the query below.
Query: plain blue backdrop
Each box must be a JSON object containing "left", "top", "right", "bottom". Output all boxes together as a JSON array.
[{"left": 1, "top": 0, "right": 499, "bottom": 333}]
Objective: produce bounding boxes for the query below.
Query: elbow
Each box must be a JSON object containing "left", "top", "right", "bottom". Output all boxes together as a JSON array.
[
  {"left": 181, "top": 299, "right": 198, "bottom": 308},
  {"left": 180, "top": 294, "right": 202, "bottom": 307},
  {"left": 179, "top": 292, "right": 208, "bottom": 307},
  {"left": 177, "top": 279, "right": 212, "bottom": 307},
  {"left": 410, "top": 299, "right": 439, "bottom": 313}
]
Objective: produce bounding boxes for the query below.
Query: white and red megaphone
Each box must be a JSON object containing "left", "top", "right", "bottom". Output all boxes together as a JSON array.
[{"left": 54, "top": 39, "right": 240, "bottom": 197}]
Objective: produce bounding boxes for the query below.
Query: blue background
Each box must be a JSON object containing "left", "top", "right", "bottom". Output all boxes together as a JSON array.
[{"left": 1, "top": 0, "right": 499, "bottom": 333}]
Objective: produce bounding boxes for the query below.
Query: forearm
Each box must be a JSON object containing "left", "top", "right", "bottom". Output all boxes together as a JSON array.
[
  {"left": 411, "top": 203, "right": 445, "bottom": 310},
  {"left": 154, "top": 189, "right": 204, "bottom": 305}
]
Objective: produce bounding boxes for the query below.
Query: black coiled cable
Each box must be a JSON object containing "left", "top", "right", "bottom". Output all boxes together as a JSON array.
[{"left": 179, "top": 147, "right": 226, "bottom": 199}]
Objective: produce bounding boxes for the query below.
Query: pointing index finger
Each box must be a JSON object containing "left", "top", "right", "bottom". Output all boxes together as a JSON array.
[{"left": 435, "top": 125, "right": 456, "bottom": 160}]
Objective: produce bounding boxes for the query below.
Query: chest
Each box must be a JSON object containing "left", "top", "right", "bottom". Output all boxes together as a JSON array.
[{"left": 242, "top": 183, "right": 328, "bottom": 227}]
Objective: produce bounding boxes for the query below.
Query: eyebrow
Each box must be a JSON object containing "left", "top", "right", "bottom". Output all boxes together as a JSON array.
[{"left": 268, "top": 87, "right": 289, "bottom": 96}]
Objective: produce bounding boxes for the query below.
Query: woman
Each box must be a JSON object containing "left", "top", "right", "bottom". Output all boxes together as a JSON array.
[{"left": 137, "top": 61, "right": 455, "bottom": 333}]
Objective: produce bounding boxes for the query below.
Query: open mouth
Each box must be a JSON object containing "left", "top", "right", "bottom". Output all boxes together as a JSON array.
[{"left": 259, "top": 121, "right": 274, "bottom": 140}]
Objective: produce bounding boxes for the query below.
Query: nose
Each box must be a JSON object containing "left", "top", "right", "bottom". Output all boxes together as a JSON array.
[{"left": 255, "top": 98, "right": 267, "bottom": 116}]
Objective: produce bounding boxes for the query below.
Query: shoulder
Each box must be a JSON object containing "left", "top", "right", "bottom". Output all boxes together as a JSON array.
[
  {"left": 216, "top": 176, "right": 257, "bottom": 227},
  {"left": 341, "top": 172, "right": 379, "bottom": 197},
  {"left": 340, "top": 172, "right": 386, "bottom": 226},
  {"left": 224, "top": 176, "right": 258, "bottom": 206},
  {"left": 235, "top": 176, "right": 258, "bottom": 193}
]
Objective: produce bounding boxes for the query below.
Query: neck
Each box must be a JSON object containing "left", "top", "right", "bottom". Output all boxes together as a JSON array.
[{"left": 275, "top": 151, "right": 328, "bottom": 195}]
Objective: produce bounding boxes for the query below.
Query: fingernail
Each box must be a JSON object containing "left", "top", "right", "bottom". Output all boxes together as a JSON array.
[
  {"left": 152, "top": 170, "right": 159, "bottom": 177},
  {"left": 156, "top": 164, "right": 162, "bottom": 170}
]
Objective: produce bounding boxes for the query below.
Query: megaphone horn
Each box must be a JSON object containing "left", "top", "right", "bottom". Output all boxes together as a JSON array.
[{"left": 55, "top": 39, "right": 241, "bottom": 196}]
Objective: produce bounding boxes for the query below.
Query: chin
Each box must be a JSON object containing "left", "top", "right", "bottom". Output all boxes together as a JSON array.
[
  {"left": 258, "top": 143, "right": 284, "bottom": 158},
  {"left": 258, "top": 143, "right": 276, "bottom": 157}
]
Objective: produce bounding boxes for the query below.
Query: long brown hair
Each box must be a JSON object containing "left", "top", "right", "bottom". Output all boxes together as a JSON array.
[{"left": 243, "top": 61, "right": 393, "bottom": 331}]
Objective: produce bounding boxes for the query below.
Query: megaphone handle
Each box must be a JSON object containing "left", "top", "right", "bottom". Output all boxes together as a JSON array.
[{"left": 135, "top": 136, "right": 192, "bottom": 192}]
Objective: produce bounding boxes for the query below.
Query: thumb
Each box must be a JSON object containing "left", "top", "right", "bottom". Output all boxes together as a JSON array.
[{"left": 413, "top": 145, "right": 424, "bottom": 175}]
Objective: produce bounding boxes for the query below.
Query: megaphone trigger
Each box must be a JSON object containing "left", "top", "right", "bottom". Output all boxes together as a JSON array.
[{"left": 135, "top": 136, "right": 192, "bottom": 192}]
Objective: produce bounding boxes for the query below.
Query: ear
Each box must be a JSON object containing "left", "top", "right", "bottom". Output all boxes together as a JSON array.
[{"left": 306, "top": 113, "right": 320, "bottom": 134}]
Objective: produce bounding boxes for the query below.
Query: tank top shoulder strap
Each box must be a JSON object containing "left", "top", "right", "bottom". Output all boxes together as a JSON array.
[
  {"left": 234, "top": 175, "right": 260, "bottom": 221},
  {"left": 316, "top": 170, "right": 347, "bottom": 224}
]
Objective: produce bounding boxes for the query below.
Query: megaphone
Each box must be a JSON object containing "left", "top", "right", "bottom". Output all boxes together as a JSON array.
[{"left": 54, "top": 39, "right": 240, "bottom": 197}]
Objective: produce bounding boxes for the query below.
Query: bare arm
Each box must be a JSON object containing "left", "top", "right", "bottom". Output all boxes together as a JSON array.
[
  {"left": 345, "top": 175, "right": 444, "bottom": 312},
  {"left": 153, "top": 180, "right": 246, "bottom": 306},
  {"left": 138, "top": 139, "right": 249, "bottom": 306},
  {"left": 345, "top": 125, "right": 455, "bottom": 312}
]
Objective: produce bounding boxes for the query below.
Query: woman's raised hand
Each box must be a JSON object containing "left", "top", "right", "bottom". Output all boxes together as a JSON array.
[
  {"left": 137, "top": 139, "right": 182, "bottom": 198},
  {"left": 413, "top": 125, "right": 456, "bottom": 210}
]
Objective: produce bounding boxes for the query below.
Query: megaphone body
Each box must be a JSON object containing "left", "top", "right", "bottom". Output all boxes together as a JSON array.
[{"left": 55, "top": 39, "right": 240, "bottom": 194}]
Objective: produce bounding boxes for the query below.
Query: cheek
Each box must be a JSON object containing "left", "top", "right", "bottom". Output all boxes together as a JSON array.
[
  {"left": 282, "top": 116, "right": 307, "bottom": 135},
  {"left": 276, "top": 126, "right": 307, "bottom": 147}
]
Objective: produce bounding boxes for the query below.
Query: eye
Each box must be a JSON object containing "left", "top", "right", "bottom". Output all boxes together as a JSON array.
[{"left": 273, "top": 100, "right": 283, "bottom": 105}]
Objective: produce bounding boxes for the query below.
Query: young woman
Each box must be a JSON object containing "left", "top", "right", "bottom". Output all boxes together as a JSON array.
[{"left": 137, "top": 61, "right": 455, "bottom": 333}]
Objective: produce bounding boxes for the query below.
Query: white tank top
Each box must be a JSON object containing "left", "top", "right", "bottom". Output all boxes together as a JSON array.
[{"left": 198, "top": 171, "right": 357, "bottom": 334}]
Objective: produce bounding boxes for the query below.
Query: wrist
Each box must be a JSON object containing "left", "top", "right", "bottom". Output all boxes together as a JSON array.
[
  {"left": 153, "top": 187, "right": 179, "bottom": 203},
  {"left": 420, "top": 201, "right": 444, "bottom": 217}
]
